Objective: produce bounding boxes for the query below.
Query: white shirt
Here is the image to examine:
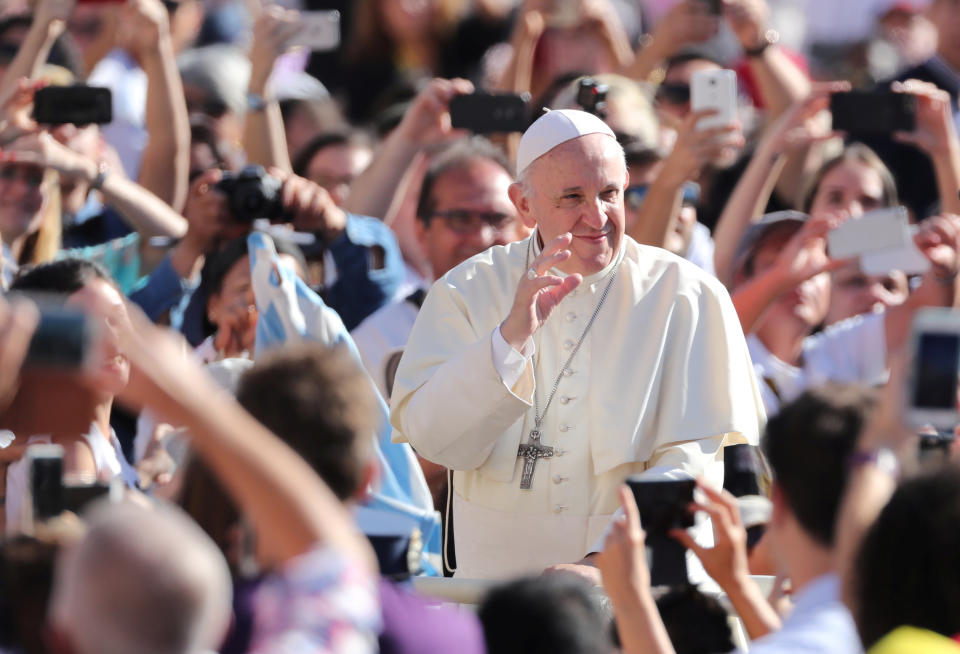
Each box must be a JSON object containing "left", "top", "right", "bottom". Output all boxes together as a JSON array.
[
  {"left": 5, "top": 424, "right": 139, "bottom": 534},
  {"left": 741, "top": 574, "right": 863, "bottom": 654},
  {"left": 88, "top": 49, "right": 148, "bottom": 180},
  {"left": 391, "top": 234, "right": 766, "bottom": 579},
  {"left": 351, "top": 298, "right": 421, "bottom": 400},
  {"left": 748, "top": 312, "right": 887, "bottom": 416}
]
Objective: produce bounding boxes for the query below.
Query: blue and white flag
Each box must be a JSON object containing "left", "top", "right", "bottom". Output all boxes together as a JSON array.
[{"left": 248, "top": 232, "right": 442, "bottom": 575}]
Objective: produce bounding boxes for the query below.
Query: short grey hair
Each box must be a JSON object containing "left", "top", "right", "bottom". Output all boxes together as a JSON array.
[{"left": 50, "top": 500, "right": 233, "bottom": 654}]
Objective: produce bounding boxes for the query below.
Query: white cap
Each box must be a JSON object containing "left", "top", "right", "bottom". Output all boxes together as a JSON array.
[{"left": 516, "top": 109, "right": 617, "bottom": 175}]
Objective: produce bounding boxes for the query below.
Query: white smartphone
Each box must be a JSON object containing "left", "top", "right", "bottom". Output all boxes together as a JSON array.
[
  {"left": 285, "top": 10, "right": 340, "bottom": 51},
  {"left": 690, "top": 69, "right": 738, "bottom": 130},
  {"left": 827, "top": 206, "right": 911, "bottom": 259},
  {"left": 860, "top": 224, "right": 931, "bottom": 276},
  {"left": 907, "top": 308, "right": 960, "bottom": 430}
]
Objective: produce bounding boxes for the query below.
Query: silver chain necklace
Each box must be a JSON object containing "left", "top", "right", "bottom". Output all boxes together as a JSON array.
[{"left": 517, "top": 240, "right": 619, "bottom": 489}]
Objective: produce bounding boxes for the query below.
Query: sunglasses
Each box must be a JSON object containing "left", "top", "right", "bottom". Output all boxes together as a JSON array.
[
  {"left": 430, "top": 209, "right": 514, "bottom": 234},
  {"left": 0, "top": 166, "right": 44, "bottom": 188},
  {"left": 657, "top": 82, "right": 691, "bottom": 105},
  {"left": 625, "top": 182, "right": 701, "bottom": 211}
]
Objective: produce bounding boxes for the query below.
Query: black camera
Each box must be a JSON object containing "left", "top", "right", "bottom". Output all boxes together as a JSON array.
[
  {"left": 215, "top": 165, "right": 290, "bottom": 224},
  {"left": 576, "top": 78, "right": 609, "bottom": 119},
  {"left": 626, "top": 477, "right": 695, "bottom": 587}
]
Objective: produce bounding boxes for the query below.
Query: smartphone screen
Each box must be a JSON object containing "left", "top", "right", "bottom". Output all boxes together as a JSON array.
[
  {"left": 33, "top": 86, "right": 112, "bottom": 125},
  {"left": 830, "top": 91, "right": 916, "bottom": 135},
  {"left": 912, "top": 332, "right": 960, "bottom": 410},
  {"left": 449, "top": 93, "right": 531, "bottom": 133},
  {"left": 29, "top": 448, "right": 64, "bottom": 522}
]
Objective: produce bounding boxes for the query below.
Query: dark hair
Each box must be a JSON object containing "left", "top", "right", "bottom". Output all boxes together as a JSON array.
[
  {"left": 415, "top": 137, "right": 512, "bottom": 224},
  {"left": 663, "top": 51, "right": 724, "bottom": 75},
  {"left": 854, "top": 466, "right": 960, "bottom": 648},
  {"left": 478, "top": 574, "right": 614, "bottom": 654},
  {"left": 656, "top": 586, "right": 735, "bottom": 654},
  {"left": 202, "top": 235, "right": 307, "bottom": 298},
  {"left": 10, "top": 258, "right": 111, "bottom": 296},
  {"left": 762, "top": 384, "right": 875, "bottom": 547},
  {"left": 236, "top": 344, "right": 378, "bottom": 501},
  {"left": 0, "top": 14, "right": 81, "bottom": 76},
  {"left": 0, "top": 536, "right": 59, "bottom": 654},
  {"left": 800, "top": 143, "right": 898, "bottom": 214},
  {"left": 291, "top": 129, "right": 373, "bottom": 178}
]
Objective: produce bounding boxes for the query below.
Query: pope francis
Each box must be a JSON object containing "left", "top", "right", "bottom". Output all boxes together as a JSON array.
[{"left": 390, "top": 109, "right": 765, "bottom": 579}]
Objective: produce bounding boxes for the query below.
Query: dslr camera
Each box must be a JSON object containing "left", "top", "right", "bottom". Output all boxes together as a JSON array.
[
  {"left": 216, "top": 165, "right": 290, "bottom": 224},
  {"left": 576, "top": 78, "right": 609, "bottom": 119}
]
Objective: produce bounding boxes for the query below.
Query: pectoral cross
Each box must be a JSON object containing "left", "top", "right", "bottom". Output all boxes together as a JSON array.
[{"left": 517, "top": 429, "right": 554, "bottom": 489}]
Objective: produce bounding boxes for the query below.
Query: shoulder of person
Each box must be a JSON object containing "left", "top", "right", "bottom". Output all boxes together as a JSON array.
[{"left": 436, "top": 239, "right": 528, "bottom": 290}]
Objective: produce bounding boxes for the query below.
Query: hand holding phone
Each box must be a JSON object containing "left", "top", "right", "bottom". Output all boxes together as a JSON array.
[
  {"left": 830, "top": 90, "right": 916, "bottom": 135},
  {"left": 449, "top": 92, "right": 531, "bottom": 134},
  {"left": 691, "top": 69, "right": 737, "bottom": 130},
  {"left": 284, "top": 10, "right": 340, "bottom": 51}
]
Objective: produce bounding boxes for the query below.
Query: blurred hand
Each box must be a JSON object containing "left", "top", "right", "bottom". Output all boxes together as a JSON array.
[
  {"left": 892, "top": 79, "right": 957, "bottom": 157},
  {"left": 670, "top": 479, "right": 751, "bottom": 591},
  {"left": 33, "top": 0, "right": 75, "bottom": 27},
  {"left": 0, "top": 78, "right": 43, "bottom": 145},
  {"left": 119, "top": 0, "right": 170, "bottom": 57},
  {"left": 394, "top": 78, "right": 474, "bottom": 147},
  {"left": 270, "top": 167, "right": 347, "bottom": 241},
  {"left": 182, "top": 168, "right": 234, "bottom": 253},
  {"left": 660, "top": 109, "right": 744, "bottom": 185},
  {"left": 596, "top": 485, "right": 651, "bottom": 599},
  {"left": 724, "top": 0, "right": 769, "bottom": 50},
  {"left": 248, "top": 6, "right": 301, "bottom": 92},
  {"left": 770, "top": 213, "right": 850, "bottom": 288},
  {"left": 764, "top": 81, "right": 849, "bottom": 154},
  {"left": 0, "top": 296, "right": 39, "bottom": 412},
  {"left": 913, "top": 213, "right": 960, "bottom": 279},
  {"left": 212, "top": 297, "right": 257, "bottom": 359},
  {"left": 650, "top": 1, "right": 718, "bottom": 58},
  {"left": 5, "top": 131, "right": 98, "bottom": 180}
]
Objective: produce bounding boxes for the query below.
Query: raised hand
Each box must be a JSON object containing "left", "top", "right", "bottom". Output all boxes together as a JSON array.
[
  {"left": 913, "top": 213, "right": 960, "bottom": 279},
  {"left": 270, "top": 167, "right": 348, "bottom": 242},
  {"left": 649, "top": 0, "right": 719, "bottom": 59},
  {"left": 248, "top": 6, "right": 302, "bottom": 94},
  {"left": 394, "top": 78, "right": 474, "bottom": 147},
  {"left": 499, "top": 233, "right": 583, "bottom": 350},
  {"left": 724, "top": 0, "right": 770, "bottom": 51},
  {"left": 892, "top": 79, "right": 958, "bottom": 157},
  {"left": 596, "top": 485, "right": 651, "bottom": 599},
  {"left": 4, "top": 131, "right": 99, "bottom": 181},
  {"left": 659, "top": 109, "right": 745, "bottom": 185},
  {"left": 766, "top": 81, "right": 850, "bottom": 154},
  {"left": 770, "top": 213, "right": 850, "bottom": 288}
]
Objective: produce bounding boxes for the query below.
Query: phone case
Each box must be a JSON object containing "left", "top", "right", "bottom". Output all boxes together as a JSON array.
[
  {"left": 827, "top": 207, "right": 911, "bottom": 259},
  {"left": 690, "top": 69, "right": 738, "bottom": 130}
]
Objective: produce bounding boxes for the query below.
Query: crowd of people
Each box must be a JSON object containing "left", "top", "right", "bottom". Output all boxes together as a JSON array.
[{"left": 0, "top": 0, "right": 958, "bottom": 652}]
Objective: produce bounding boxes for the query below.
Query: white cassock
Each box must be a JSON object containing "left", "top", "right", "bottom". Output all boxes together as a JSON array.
[{"left": 390, "top": 233, "right": 766, "bottom": 579}]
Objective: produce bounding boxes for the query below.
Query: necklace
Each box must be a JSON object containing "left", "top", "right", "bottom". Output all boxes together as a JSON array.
[{"left": 517, "top": 243, "right": 619, "bottom": 489}]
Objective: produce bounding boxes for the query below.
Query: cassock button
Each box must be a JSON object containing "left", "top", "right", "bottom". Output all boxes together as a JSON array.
[
  {"left": 553, "top": 504, "right": 567, "bottom": 513},
  {"left": 562, "top": 368, "right": 574, "bottom": 377},
  {"left": 555, "top": 447, "right": 566, "bottom": 456},
  {"left": 559, "top": 423, "right": 569, "bottom": 432},
  {"left": 563, "top": 340, "right": 574, "bottom": 350},
  {"left": 559, "top": 395, "right": 570, "bottom": 404},
  {"left": 565, "top": 312, "right": 577, "bottom": 322}
]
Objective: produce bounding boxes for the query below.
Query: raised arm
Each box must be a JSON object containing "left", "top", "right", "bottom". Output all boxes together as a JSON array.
[
  {"left": 117, "top": 305, "right": 376, "bottom": 571},
  {"left": 0, "top": 0, "right": 73, "bottom": 107},
  {"left": 128, "top": 0, "right": 191, "bottom": 212},
  {"left": 242, "top": 6, "right": 300, "bottom": 175},
  {"left": 11, "top": 132, "right": 187, "bottom": 239},
  {"left": 621, "top": 1, "right": 717, "bottom": 82},
  {"left": 343, "top": 77, "right": 473, "bottom": 220},
  {"left": 629, "top": 110, "right": 743, "bottom": 249}
]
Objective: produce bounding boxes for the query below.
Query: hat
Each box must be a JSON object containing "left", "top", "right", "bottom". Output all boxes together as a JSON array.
[
  {"left": 516, "top": 109, "right": 617, "bottom": 175},
  {"left": 732, "top": 210, "right": 808, "bottom": 277}
]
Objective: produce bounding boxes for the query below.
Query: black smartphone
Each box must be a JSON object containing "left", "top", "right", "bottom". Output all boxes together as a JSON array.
[
  {"left": 23, "top": 304, "right": 93, "bottom": 370},
  {"left": 449, "top": 92, "right": 531, "bottom": 134},
  {"left": 830, "top": 90, "right": 916, "bottom": 135},
  {"left": 699, "top": 0, "right": 723, "bottom": 15},
  {"left": 625, "top": 477, "right": 695, "bottom": 587},
  {"left": 28, "top": 444, "right": 64, "bottom": 524},
  {"left": 722, "top": 444, "right": 763, "bottom": 498},
  {"left": 33, "top": 85, "right": 112, "bottom": 125}
]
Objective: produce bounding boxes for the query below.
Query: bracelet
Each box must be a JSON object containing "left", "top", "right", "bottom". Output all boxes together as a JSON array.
[
  {"left": 744, "top": 29, "right": 780, "bottom": 58},
  {"left": 935, "top": 269, "right": 959, "bottom": 286},
  {"left": 90, "top": 162, "right": 109, "bottom": 191},
  {"left": 848, "top": 447, "right": 900, "bottom": 478}
]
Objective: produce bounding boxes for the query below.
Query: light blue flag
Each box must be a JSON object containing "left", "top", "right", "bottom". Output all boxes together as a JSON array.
[{"left": 247, "top": 232, "right": 442, "bottom": 575}]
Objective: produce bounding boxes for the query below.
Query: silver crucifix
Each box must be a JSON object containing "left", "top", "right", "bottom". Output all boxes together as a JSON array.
[{"left": 517, "top": 429, "right": 554, "bottom": 489}]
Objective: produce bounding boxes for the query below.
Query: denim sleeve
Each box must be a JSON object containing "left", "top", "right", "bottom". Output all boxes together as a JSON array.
[{"left": 128, "top": 254, "right": 189, "bottom": 321}]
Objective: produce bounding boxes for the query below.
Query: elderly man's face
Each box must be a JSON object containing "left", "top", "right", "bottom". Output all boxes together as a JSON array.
[{"left": 513, "top": 134, "right": 627, "bottom": 276}]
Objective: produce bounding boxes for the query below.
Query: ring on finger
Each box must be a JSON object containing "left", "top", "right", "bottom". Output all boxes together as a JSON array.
[{"left": 527, "top": 267, "right": 538, "bottom": 281}]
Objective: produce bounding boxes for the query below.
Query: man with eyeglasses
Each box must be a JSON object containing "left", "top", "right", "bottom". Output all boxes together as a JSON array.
[{"left": 352, "top": 137, "right": 520, "bottom": 402}]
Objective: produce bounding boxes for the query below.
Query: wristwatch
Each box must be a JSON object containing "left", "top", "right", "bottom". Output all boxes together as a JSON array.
[
  {"left": 848, "top": 447, "right": 900, "bottom": 478},
  {"left": 90, "top": 162, "right": 109, "bottom": 191},
  {"left": 744, "top": 29, "right": 780, "bottom": 58},
  {"left": 246, "top": 91, "right": 269, "bottom": 112}
]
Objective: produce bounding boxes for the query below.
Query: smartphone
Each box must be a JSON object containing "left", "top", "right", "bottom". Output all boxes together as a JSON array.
[
  {"left": 22, "top": 303, "right": 95, "bottom": 370},
  {"left": 907, "top": 308, "right": 960, "bottom": 430},
  {"left": 33, "top": 85, "right": 112, "bottom": 125},
  {"left": 690, "top": 69, "right": 737, "bottom": 130},
  {"left": 285, "top": 10, "right": 340, "bottom": 51},
  {"left": 28, "top": 444, "right": 64, "bottom": 526},
  {"left": 625, "top": 476, "right": 695, "bottom": 587},
  {"left": 722, "top": 444, "right": 763, "bottom": 498},
  {"left": 449, "top": 92, "right": 531, "bottom": 134},
  {"left": 830, "top": 90, "right": 916, "bottom": 135},
  {"left": 827, "top": 206, "right": 911, "bottom": 259}
]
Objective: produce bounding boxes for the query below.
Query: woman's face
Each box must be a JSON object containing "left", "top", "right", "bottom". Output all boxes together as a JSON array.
[
  {"left": 0, "top": 164, "right": 46, "bottom": 245},
  {"left": 207, "top": 255, "right": 257, "bottom": 358},
  {"left": 809, "top": 159, "right": 888, "bottom": 220},
  {"left": 380, "top": 0, "right": 435, "bottom": 42},
  {"left": 66, "top": 278, "right": 132, "bottom": 398}
]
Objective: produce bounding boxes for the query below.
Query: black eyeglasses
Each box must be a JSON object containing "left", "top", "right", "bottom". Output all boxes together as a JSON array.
[
  {"left": 430, "top": 210, "right": 514, "bottom": 234},
  {"left": 657, "top": 82, "right": 691, "bottom": 105}
]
